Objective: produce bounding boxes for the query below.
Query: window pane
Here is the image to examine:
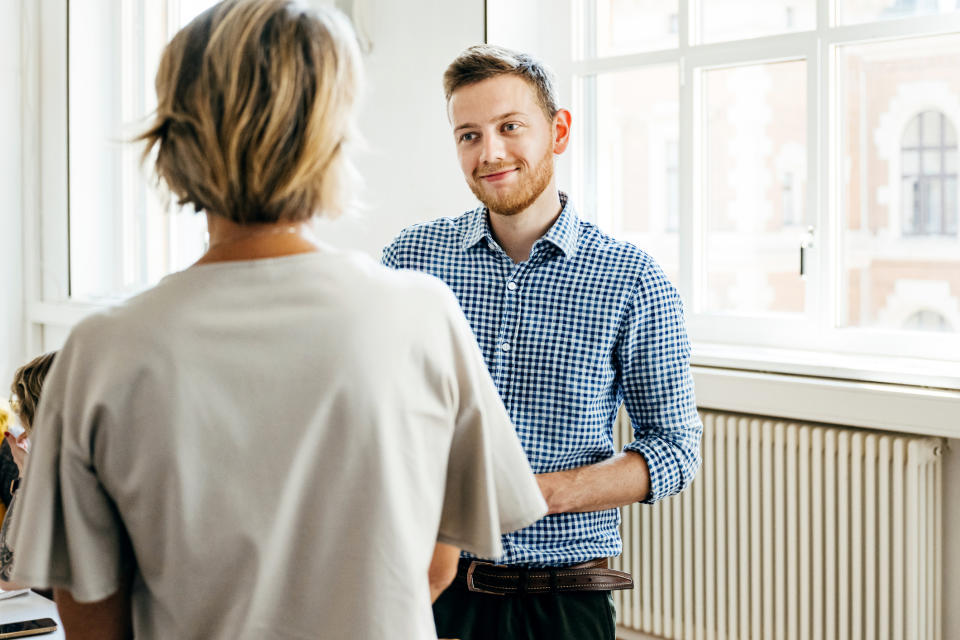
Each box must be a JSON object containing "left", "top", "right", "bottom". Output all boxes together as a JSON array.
[
  {"left": 923, "top": 149, "right": 942, "bottom": 174},
  {"left": 840, "top": 0, "right": 960, "bottom": 26},
  {"left": 700, "top": 0, "right": 815, "bottom": 43},
  {"left": 926, "top": 180, "right": 943, "bottom": 231},
  {"left": 946, "top": 177, "right": 958, "bottom": 232},
  {"left": 922, "top": 110, "right": 942, "bottom": 146},
  {"left": 69, "top": 1, "right": 214, "bottom": 301},
  {"left": 902, "top": 150, "right": 919, "bottom": 174},
  {"left": 902, "top": 177, "right": 919, "bottom": 230},
  {"left": 946, "top": 119, "right": 958, "bottom": 145},
  {"left": 902, "top": 115, "right": 921, "bottom": 146},
  {"left": 703, "top": 60, "right": 807, "bottom": 315},
  {"left": 594, "top": 66, "right": 680, "bottom": 282},
  {"left": 838, "top": 34, "right": 960, "bottom": 333},
  {"left": 594, "top": 0, "right": 679, "bottom": 57}
]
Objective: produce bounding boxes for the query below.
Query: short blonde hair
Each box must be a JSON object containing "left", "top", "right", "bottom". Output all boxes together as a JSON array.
[{"left": 139, "top": 0, "right": 363, "bottom": 223}]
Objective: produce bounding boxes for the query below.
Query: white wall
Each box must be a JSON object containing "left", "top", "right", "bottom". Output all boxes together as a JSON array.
[
  {"left": 0, "top": 0, "right": 24, "bottom": 384},
  {"left": 317, "top": 0, "right": 484, "bottom": 257}
]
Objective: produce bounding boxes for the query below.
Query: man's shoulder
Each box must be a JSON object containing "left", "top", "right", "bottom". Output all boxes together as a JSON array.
[
  {"left": 387, "top": 209, "right": 477, "bottom": 250},
  {"left": 574, "top": 220, "right": 664, "bottom": 286}
]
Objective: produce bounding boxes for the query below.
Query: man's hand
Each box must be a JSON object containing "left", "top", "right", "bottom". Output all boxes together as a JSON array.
[
  {"left": 428, "top": 542, "right": 460, "bottom": 603},
  {"left": 536, "top": 451, "right": 651, "bottom": 515}
]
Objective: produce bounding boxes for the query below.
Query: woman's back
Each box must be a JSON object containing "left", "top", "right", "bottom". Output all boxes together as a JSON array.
[{"left": 13, "top": 248, "right": 543, "bottom": 639}]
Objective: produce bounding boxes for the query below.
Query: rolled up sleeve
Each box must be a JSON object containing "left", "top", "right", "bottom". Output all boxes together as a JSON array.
[{"left": 617, "top": 262, "right": 702, "bottom": 503}]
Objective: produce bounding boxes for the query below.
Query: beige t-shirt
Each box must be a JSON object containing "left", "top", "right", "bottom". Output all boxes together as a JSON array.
[{"left": 9, "top": 249, "right": 546, "bottom": 640}]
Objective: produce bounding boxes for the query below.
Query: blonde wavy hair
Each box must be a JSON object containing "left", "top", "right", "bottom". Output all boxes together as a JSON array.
[
  {"left": 139, "top": 0, "right": 363, "bottom": 223},
  {"left": 10, "top": 351, "right": 57, "bottom": 433}
]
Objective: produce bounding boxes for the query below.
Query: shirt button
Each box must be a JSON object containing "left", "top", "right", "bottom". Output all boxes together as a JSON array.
[
  {"left": 501, "top": 342, "right": 511, "bottom": 352},
  {"left": 506, "top": 281, "right": 518, "bottom": 291}
]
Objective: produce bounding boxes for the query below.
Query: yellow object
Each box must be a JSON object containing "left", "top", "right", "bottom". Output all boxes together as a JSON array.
[{"left": 0, "top": 399, "right": 9, "bottom": 436}]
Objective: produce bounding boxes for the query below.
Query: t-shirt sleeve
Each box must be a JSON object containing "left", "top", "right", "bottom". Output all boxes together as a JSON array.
[
  {"left": 435, "top": 289, "right": 547, "bottom": 561},
  {"left": 8, "top": 343, "right": 133, "bottom": 602}
]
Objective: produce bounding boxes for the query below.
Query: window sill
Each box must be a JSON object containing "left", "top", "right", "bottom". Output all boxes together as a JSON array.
[
  {"left": 692, "top": 343, "right": 960, "bottom": 391},
  {"left": 692, "top": 346, "right": 960, "bottom": 438}
]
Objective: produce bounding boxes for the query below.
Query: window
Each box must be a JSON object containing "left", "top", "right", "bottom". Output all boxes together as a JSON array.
[
  {"left": 900, "top": 111, "right": 958, "bottom": 236},
  {"left": 842, "top": 0, "right": 956, "bottom": 24},
  {"left": 838, "top": 34, "right": 960, "bottom": 337},
  {"left": 593, "top": 66, "right": 680, "bottom": 282},
  {"left": 782, "top": 172, "right": 798, "bottom": 226},
  {"left": 490, "top": 0, "right": 960, "bottom": 375},
  {"left": 594, "top": 0, "right": 679, "bottom": 56},
  {"left": 68, "top": 0, "right": 218, "bottom": 302},
  {"left": 666, "top": 140, "right": 679, "bottom": 233},
  {"left": 903, "top": 309, "right": 952, "bottom": 331},
  {"left": 703, "top": 59, "right": 807, "bottom": 316}
]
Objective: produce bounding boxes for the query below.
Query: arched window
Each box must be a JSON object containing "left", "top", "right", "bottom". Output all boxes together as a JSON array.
[
  {"left": 902, "top": 309, "right": 952, "bottom": 332},
  {"left": 901, "top": 111, "right": 957, "bottom": 236}
]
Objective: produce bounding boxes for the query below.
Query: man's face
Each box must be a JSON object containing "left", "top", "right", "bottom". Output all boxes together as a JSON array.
[{"left": 449, "top": 75, "right": 556, "bottom": 217}]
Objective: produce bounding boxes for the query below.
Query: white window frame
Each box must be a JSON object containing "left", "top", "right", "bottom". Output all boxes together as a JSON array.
[
  {"left": 491, "top": 0, "right": 960, "bottom": 391},
  {"left": 22, "top": 0, "right": 82, "bottom": 357},
  {"left": 24, "top": 0, "right": 213, "bottom": 356}
]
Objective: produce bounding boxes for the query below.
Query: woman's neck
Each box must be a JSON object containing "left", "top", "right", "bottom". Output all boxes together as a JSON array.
[{"left": 194, "top": 214, "right": 320, "bottom": 265}]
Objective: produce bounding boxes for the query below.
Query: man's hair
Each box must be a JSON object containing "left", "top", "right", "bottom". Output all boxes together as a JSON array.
[
  {"left": 138, "top": 0, "right": 363, "bottom": 223},
  {"left": 10, "top": 351, "right": 57, "bottom": 432},
  {"left": 443, "top": 44, "right": 559, "bottom": 119}
]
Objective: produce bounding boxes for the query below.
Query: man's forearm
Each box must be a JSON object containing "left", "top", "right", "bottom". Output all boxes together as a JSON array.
[{"left": 535, "top": 451, "right": 650, "bottom": 515}]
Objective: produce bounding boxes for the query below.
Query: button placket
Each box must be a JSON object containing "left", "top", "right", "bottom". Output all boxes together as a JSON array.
[{"left": 495, "top": 263, "right": 526, "bottom": 408}]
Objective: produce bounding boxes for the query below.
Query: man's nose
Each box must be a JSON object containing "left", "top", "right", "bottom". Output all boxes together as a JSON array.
[{"left": 479, "top": 133, "right": 506, "bottom": 164}]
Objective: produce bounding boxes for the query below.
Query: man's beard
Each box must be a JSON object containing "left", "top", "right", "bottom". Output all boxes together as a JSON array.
[{"left": 467, "top": 145, "right": 554, "bottom": 217}]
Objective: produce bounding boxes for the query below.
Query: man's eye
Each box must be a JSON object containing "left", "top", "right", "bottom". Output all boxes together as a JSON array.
[
  {"left": 459, "top": 132, "right": 478, "bottom": 143},
  {"left": 503, "top": 123, "right": 521, "bottom": 132}
]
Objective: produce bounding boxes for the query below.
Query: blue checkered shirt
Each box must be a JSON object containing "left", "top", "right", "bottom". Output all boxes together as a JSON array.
[{"left": 382, "top": 193, "right": 702, "bottom": 567}]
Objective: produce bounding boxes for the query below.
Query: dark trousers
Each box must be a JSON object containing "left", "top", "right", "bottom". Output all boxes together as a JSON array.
[{"left": 433, "top": 583, "right": 617, "bottom": 640}]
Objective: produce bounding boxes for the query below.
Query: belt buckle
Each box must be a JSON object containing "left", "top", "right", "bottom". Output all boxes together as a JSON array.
[{"left": 465, "top": 561, "right": 505, "bottom": 596}]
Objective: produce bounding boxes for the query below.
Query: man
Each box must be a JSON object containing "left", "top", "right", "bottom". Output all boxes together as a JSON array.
[{"left": 382, "top": 45, "right": 702, "bottom": 639}]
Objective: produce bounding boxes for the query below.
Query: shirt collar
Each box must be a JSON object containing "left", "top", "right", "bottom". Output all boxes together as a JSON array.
[{"left": 460, "top": 192, "right": 580, "bottom": 258}]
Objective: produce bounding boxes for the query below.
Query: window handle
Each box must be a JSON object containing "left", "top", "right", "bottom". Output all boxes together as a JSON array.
[{"left": 800, "top": 226, "right": 815, "bottom": 278}]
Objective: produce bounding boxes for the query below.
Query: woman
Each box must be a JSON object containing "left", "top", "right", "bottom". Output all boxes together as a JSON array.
[
  {"left": 8, "top": 2, "right": 545, "bottom": 639},
  {"left": 0, "top": 351, "right": 56, "bottom": 588}
]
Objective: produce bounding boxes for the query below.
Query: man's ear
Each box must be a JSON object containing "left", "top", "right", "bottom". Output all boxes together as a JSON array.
[{"left": 552, "top": 109, "right": 572, "bottom": 154}]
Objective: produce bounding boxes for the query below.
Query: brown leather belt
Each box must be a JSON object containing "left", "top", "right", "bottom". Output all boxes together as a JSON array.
[{"left": 455, "top": 558, "right": 633, "bottom": 596}]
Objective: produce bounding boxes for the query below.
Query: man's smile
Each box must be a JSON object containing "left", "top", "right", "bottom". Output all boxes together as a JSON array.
[{"left": 479, "top": 168, "right": 519, "bottom": 182}]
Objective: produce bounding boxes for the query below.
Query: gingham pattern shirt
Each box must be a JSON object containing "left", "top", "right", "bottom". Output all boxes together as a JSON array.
[{"left": 382, "top": 193, "right": 702, "bottom": 567}]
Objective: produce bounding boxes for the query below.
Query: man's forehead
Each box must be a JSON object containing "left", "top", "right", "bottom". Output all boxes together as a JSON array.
[{"left": 449, "top": 75, "right": 541, "bottom": 125}]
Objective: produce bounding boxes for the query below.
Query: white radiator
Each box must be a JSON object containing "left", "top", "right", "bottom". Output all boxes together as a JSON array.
[{"left": 612, "top": 409, "right": 943, "bottom": 640}]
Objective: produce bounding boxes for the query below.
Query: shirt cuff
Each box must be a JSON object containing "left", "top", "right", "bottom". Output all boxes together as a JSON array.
[{"left": 623, "top": 438, "right": 675, "bottom": 504}]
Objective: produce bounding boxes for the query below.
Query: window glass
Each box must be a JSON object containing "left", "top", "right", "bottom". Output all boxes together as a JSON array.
[
  {"left": 839, "top": 0, "right": 960, "bottom": 25},
  {"left": 594, "top": 66, "right": 680, "bottom": 282},
  {"left": 68, "top": 1, "right": 216, "bottom": 301},
  {"left": 838, "top": 34, "right": 960, "bottom": 333},
  {"left": 699, "top": 0, "right": 815, "bottom": 43},
  {"left": 594, "top": 0, "right": 679, "bottom": 56},
  {"left": 703, "top": 60, "right": 808, "bottom": 315}
]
